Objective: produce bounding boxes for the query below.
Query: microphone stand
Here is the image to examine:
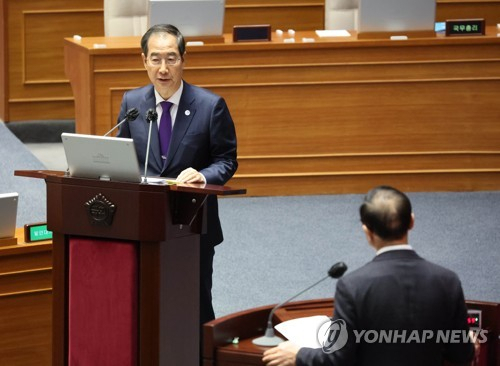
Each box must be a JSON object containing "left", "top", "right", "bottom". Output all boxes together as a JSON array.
[
  {"left": 252, "top": 261, "right": 348, "bottom": 347},
  {"left": 103, "top": 108, "right": 139, "bottom": 136},
  {"left": 142, "top": 109, "right": 158, "bottom": 184}
]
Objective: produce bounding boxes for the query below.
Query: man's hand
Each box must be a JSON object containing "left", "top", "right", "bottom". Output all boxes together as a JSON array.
[
  {"left": 262, "top": 341, "right": 300, "bottom": 366},
  {"left": 176, "top": 167, "right": 205, "bottom": 183}
]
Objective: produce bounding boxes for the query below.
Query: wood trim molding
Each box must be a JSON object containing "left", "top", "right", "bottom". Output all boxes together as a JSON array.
[
  {"left": 0, "top": 288, "right": 52, "bottom": 298},
  {"left": 235, "top": 168, "right": 500, "bottom": 179},
  {"left": 238, "top": 150, "right": 500, "bottom": 158},
  {"left": 0, "top": 267, "right": 52, "bottom": 277}
]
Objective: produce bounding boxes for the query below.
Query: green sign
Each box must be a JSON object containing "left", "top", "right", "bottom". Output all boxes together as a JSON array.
[
  {"left": 446, "top": 19, "right": 485, "bottom": 36},
  {"left": 28, "top": 224, "right": 53, "bottom": 242}
]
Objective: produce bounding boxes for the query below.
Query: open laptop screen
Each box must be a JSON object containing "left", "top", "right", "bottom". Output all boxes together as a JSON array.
[
  {"left": 0, "top": 192, "right": 18, "bottom": 239},
  {"left": 148, "top": 0, "right": 225, "bottom": 37},
  {"left": 61, "top": 133, "right": 142, "bottom": 183},
  {"left": 358, "top": 0, "right": 436, "bottom": 33}
]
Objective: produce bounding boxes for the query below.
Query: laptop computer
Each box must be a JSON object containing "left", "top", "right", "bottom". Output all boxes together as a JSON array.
[
  {"left": 358, "top": 0, "right": 436, "bottom": 33},
  {"left": 0, "top": 192, "right": 18, "bottom": 239},
  {"left": 61, "top": 133, "right": 142, "bottom": 183},
  {"left": 148, "top": 0, "right": 225, "bottom": 37}
]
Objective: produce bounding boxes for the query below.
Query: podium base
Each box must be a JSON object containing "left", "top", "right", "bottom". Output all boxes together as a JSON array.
[{"left": 252, "top": 334, "right": 285, "bottom": 347}]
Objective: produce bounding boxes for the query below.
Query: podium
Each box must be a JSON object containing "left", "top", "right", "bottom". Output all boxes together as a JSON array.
[
  {"left": 15, "top": 170, "right": 245, "bottom": 366},
  {"left": 203, "top": 298, "right": 500, "bottom": 366}
]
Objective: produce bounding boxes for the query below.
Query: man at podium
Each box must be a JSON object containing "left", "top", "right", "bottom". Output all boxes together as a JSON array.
[
  {"left": 116, "top": 23, "right": 238, "bottom": 325},
  {"left": 263, "top": 186, "right": 474, "bottom": 366}
]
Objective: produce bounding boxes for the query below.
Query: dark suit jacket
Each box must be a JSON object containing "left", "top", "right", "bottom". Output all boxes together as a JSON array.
[
  {"left": 297, "top": 250, "right": 474, "bottom": 366},
  {"left": 116, "top": 82, "right": 238, "bottom": 246}
]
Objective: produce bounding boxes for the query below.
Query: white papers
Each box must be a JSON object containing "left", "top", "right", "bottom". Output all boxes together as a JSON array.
[
  {"left": 274, "top": 315, "right": 331, "bottom": 348},
  {"left": 390, "top": 35, "right": 408, "bottom": 41},
  {"left": 142, "top": 177, "right": 178, "bottom": 185},
  {"left": 315, "top": 30, "right": 351, "bottom": 38},
  {"left": 186, "top": 41, "right": 204, "bottom": 46}
]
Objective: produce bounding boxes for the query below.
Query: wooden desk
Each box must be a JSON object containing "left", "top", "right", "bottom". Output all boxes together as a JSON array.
[
  {"left": 203, "top": 298, "right": 500, "bottom": 366},
  {"left": 0, "top": 228, "right": 52, "bottom": 365},
  {"left": 64, "top": 29, "right": 500, "bottom": 196}
]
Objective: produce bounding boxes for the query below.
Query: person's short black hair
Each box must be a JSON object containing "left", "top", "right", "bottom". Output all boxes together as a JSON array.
[
  {"left": 359, "top": 185, "right": 412, "bottom": 241},
  {"left": 141, "top": 24, "right": 186, "bottom": 58}
]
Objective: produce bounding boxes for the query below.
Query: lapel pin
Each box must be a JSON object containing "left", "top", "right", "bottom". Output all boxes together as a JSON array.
[{"left": 185, "top": 110, "right": 191, "bottom": 116}]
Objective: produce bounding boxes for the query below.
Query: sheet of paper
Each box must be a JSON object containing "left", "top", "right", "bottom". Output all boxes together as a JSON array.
[
  {"left": 275, "top": 315, "right": 331, "bottom": 348},
  {"left": 315, "top": 30, "right": 351, "bottom": 38},
  {"left": 142, "top": 177, "right": 178, "bottom": 185}
]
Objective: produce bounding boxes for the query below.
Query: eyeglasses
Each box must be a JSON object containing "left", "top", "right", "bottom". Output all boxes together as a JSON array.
[{"left": 146, "top": 56, "right": 181, "bottom": 67}]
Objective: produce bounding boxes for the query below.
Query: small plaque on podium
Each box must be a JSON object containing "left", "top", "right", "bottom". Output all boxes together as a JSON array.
[
  {"left": 446, "top": 19, "right": 485, "bottom": 36},
  {"left": 24, "top": 222, "right": 53, "bottom": 242},
  {"left": 233, "top": 25, "right": 272, "bottom": 42}
]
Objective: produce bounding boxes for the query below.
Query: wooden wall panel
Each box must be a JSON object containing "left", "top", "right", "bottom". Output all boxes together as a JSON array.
[
  {"left": 3, "top": 0, "right": 103, "bottom": 121},
  {"left": 0, "top": 233, "right": 53, "bottom": 366},
  {"left": 224, "top": 5, "right": 324, "bottom": 33},
  {"left": 0, "top": 268, "right": 51, "bottom": 293},
  {"left": 437, "top": 0, "right": 500, "bottom": 25},
  {"left": 0, "top": 292, "right": 52, "bottom": 366},
  {"left": 95, "top": 72, "right": 149, "bottom": 134},
  {"left": 0, "top": 0, "right": 6, "bottom": 119},
  {"left": 232, "top": 171, "right": 500, "bottom": 196},
  {"left": 212, "top": 80, "right": 500, "bottom": 156},
  {"left": 210, "top": 79, "right": 500, "bottom": 195},
  {"left": 226, "top": 0, "right": 324, "bottom": 32},
  {"left": 22, "top": 10, "right": 103, "bottom": 83},
  {"left": 235, "top": 153, "right": 500, "bottom": 175}
]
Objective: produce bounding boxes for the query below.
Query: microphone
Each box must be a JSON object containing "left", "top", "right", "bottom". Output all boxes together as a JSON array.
[
  {"left": 252, "top": 261, "right": 348, "bottom": 347},
  {"left": 103, "top": 108, "right": 139, "bottom": 136},
  {"left": 142, "top": 108, "right": 158, "bottom": 184}
]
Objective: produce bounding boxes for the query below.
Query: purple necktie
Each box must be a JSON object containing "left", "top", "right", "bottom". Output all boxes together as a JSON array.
[{"left": 159, "top": 101, "right": 173, "bottom": 160}]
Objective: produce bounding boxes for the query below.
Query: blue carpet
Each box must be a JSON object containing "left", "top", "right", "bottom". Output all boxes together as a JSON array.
[
  {"left": 214, "top": 192, "right": 500, "bottom": 316},
  {"left": 0, "top": 122, "right": 47, "bottom": 225}
]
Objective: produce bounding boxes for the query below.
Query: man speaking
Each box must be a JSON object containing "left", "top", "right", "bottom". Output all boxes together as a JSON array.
[{"left": 116, "top": 23, "right": 238, "bottom": 327}]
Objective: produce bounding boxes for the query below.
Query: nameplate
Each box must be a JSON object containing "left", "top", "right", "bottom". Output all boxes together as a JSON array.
[
  {"left": 233, "top": 25, "right": 271, "bottom": 42},
  {"left": 24, "top": 222, "right": 53, "bottom": 242},
  {"left": 445, "top": 19, "right": 485, "bottom": 36}
]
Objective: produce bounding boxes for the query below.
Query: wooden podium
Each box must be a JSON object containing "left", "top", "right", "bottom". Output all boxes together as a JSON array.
[
  {"left": 203, "top": 298, "right": 500, "bottom": 366},
  {"left": 15, "top": 170, "right": 245, "bottom": 366}
]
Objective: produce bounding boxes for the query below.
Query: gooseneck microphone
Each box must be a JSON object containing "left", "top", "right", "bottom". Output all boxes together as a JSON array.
[
  {"left": 103, "top": 108, "right": 139, "bottom": 136},
  {"left": 252, "top": 261, "right": 348, "bottom": 347},
  {"left": 142, "top": 108, "right": 158, "bottom": 184}
]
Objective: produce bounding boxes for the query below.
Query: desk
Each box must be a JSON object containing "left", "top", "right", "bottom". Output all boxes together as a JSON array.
[
  {"left": 0, "top": 228, "right": 52, "bottom": 365},
  {"left": 64, "top": 29, "right": 500, "bottom": 196},
  {"left": 203, "top": 298, "right": 500, "bottom": 365}
]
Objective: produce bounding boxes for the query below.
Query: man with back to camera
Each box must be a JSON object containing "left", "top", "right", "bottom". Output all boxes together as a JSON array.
[
  {"left": 116, "top": 24, "right": 238, "bottom": 326},
  {"left": 263, "top": 185, "right": 475, "bottom": 366}
]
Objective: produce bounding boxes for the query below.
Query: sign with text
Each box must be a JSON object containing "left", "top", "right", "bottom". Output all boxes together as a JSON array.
[
  {"left": 446, "top": 19, "right": 485, "bottom": 36},
  {"left": 24, "top": 222, "right": 53, "bottom": 242}
]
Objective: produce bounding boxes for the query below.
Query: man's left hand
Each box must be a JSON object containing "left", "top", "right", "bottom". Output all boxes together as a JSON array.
[
  {"left": 176, "top": 167, "right": 205, "bottom": 183},
  {"left": 262, "top": 341, "right": 300, "bottom": 366}
]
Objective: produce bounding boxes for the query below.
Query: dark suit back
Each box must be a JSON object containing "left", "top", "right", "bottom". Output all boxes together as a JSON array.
[{"left": 297, "top": 250, "right": 474, "bottom": 366}]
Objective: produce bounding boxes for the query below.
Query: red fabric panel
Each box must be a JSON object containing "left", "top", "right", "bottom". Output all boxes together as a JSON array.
[{"left": 68, "top": 237, "right": 138, "bottom": 366}]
